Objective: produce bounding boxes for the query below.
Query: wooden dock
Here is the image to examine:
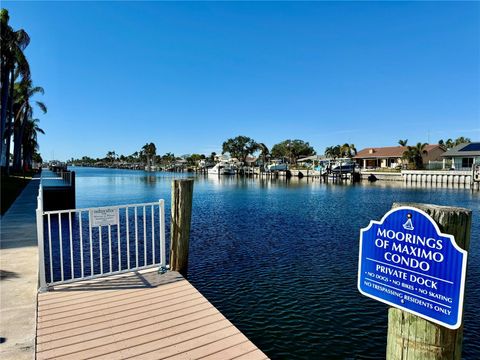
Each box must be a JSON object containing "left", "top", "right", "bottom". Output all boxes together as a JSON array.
[{"left": 36, "top": 268, "right": 268, "bottom": 360}]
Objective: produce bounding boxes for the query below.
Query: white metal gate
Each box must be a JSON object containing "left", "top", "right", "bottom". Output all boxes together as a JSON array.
[{"left": 36, "top": 186, "right": 166, "bottom": 290}]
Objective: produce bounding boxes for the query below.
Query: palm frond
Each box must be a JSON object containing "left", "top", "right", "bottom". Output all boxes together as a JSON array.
[
  {"left": 29, "top": 86, "right": 44, "bottom": 96},
  {"left": 15, "top": 29, "right": 30, "bottom": 50},
  {"left": 35, "top": 101, "right": 47, "bottom": 113}
]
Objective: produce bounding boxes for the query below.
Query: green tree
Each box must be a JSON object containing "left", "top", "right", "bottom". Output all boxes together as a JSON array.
[
  {"left": 142, "top": 142, "right": 157, "bottom": 166},
  {"left": 186, "top": 153, "right": 204, "bottom": 166},
  {"left": 340, "top": 143, "right": 357, "bottom": 158},
  {"left": 271, "top": 139, "right": 315, "bottom": 164},
  {"left": 256, "top": 143, "right": 270, "bottom": 165},
  {"left": 398, "top": 139, "right": 408, "bottom": 146},
  {"left": 12, "top": 78, "right": 47, "bottom": 171},
  {"left": 161, "top": 152, "right": 175, "bottom": 165},
  {"left": 454, "top": 136, "right": 471, "bottom": 146},
  {"left": 128, "top": 151, "right": 139, "bottom": 163},
  {"left": 22, "top": 117, "right": 44, "bottom": 170},
  {"left": 403, "top": 142, "right": 428, "bottom": 169},
  {"left": 222, "top": 135, "right": 258, "bottom": 164},
  {"left": 438, "top": 138, "right": 454, "bottom": 149},
  {"left": 32, "top": 150, "right": 42, "bottom": 165},
  {"left": 208, "top": 152, "right": 216, "bottom": 163},
  {"left": 438, "top": 137, "right": 470, "bottom": 149},
  {"left": 106, "top": 150, "right": 116, "bottom": 163},
  {"left": 324, "top": 145, "right": 341, "bottom": 159},
  {"left": 1, "top": 9, "right": 31, "bottom": 169}
]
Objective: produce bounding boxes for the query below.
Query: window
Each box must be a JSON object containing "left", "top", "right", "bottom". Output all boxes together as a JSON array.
[{"left": 461, "top": 158, "right": 473, "bottom": 168}]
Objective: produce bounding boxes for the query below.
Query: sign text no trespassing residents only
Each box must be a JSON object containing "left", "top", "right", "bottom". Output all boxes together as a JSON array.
[{"left": 358, "top": 206, "right": 467, "bottom": 329}]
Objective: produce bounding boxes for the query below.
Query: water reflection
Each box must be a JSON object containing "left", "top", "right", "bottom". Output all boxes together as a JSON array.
[{"left": 72, "top": 167, "right": 480, "bottom": 360}]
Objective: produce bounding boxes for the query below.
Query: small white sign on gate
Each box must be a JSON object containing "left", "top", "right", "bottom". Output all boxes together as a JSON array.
[{"left": 90, "top": 208, "right": 119, "bottom": 227}]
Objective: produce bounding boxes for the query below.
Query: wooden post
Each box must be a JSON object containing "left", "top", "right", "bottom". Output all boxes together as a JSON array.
[
  {"left": 170, "top": 179, "right": 194, "bottom": 277},
  {"left": 386, "top": 203, "right": 472, "bottom": 360}
]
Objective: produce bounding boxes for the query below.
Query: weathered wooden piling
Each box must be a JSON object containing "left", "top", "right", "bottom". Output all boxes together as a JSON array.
[
  {"left": 386, "top": 203, "right": 472, "bottom": 360},
  {"left": 169, "top": 179, "right": 194, "bottom": 277}
]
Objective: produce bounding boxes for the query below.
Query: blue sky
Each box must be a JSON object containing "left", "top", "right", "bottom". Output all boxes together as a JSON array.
[{"left": 4, "top": 1, "right": 480, "bottom": 161}]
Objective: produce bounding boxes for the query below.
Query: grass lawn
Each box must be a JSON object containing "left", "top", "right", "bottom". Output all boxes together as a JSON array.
[{"left": 1, "top": 173, "right": 33, "bottom": 216}]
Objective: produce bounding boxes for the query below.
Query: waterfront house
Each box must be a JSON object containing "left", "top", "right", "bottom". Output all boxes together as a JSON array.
[
  {"left": 354, "top": 145, "right": 445, "bottom": 169},
  {"left": 244, "top": 155, "right": 258, "bottom": 166},
  {"left": 441, "top": 142, "right": 480, "bottom": 170}
]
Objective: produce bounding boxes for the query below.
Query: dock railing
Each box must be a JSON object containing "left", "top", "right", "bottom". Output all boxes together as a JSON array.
[{"left": 36, "top": 186, "right": 166, "bottom": 290}]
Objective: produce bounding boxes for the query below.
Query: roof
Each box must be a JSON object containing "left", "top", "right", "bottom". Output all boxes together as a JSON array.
[
  {"left": 298, "top": 155, "right": 326, "bottom": 162},
  {"left": 354, "top": 145, "right": 442, "bottom": 159},
  {"left": 441, "top": 142, "right": 480, "bottom": 157}
]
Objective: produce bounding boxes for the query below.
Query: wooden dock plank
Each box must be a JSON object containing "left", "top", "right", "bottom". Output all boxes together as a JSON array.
[
  {"left": 37, "top": 292, "right": 204, "bottom": 338},
  {"left": 37, "top": 302, "right": 217, "bottom": 350},
  {"left": 38, "top": 283, "right": 195, "bottom": 321},
  {"left": 36, "top": 269, "right": 268, "bottom": 360},
  {"left": 198, "top": 341, "right": 262, "bottom": 360}
]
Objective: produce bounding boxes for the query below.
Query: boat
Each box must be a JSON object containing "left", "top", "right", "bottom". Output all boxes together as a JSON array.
[
  {"left": 332, "top": 160, "right": 355, "bottom": 173},
  {"left": 267, "top": 160, "right": 288, "bottom": 172},
  {"left": 331, "top": 159, "right": 356, "bottom": 173},
  {"left": 145, "top": 165, "right": 158, "bottom": 172},
  {"left": 208, "top": 162, "right": 236, "bottom": 175}
]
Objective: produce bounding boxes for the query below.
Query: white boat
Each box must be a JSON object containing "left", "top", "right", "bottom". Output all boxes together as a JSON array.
[
  {"left": 331, "top": 159, "right": 356, "bottom": 173},
  {"left": 267, "top": 160, "right": 288, "bottom": 171},
  {"left": 145, "top": 165, "right": 158, "bottom": 172},
  {"left": 208, "top": 162, "right": 236, "bottom": 175}
]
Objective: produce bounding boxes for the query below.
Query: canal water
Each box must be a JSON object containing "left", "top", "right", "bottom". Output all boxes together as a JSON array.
[{"left": 72, "top": 167, "right": 480, "bottom": 359}]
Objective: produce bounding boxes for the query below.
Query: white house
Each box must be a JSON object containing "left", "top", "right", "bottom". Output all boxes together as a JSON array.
[{"left": 441, "top": 142, "right": 480, "bottom": 170}]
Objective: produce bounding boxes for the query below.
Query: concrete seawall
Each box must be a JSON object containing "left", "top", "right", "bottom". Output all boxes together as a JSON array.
[
  {"left": 360, "top": 170, "right": 474, "bottom": 186},
  {"left": 360, "top": 171, "right": 402, "bottom": 182},
  {"left": 401, "top": 170, "right": 472, "bottom": 185}
]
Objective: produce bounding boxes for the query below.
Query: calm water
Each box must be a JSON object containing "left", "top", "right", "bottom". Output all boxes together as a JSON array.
[{"left": 72, "top": 167, "right": 480, "bottom": 359}]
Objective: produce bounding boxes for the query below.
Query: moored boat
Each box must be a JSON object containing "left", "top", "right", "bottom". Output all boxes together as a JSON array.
[{"left": 208, "top": 162, "right": 236, "bottom": 175}]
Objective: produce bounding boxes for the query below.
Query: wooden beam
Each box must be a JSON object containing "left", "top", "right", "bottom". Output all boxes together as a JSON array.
[
  {"left": 169, "top": 179, "right": 194, "bottom": 277},
  {"left": 386, "top": 203, "right": 472, "bottom": 360}
]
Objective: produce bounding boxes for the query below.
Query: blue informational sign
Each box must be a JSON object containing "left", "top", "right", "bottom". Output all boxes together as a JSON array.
[{"left": 358, "top": 206, "right": 467, "bottom": 329}]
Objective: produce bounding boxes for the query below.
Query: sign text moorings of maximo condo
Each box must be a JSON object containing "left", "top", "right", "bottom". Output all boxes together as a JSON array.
[{"left": 358, "top": 206, "right": 467, "bottom": 329}]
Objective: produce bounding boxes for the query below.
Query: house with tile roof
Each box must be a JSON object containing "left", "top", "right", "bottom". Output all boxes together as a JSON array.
[
  {"left": 441, "top": 142, "right": 480, "bottom": 170},
  {"left": 353, "top": 144, "right": 445, "bottom": 169}
]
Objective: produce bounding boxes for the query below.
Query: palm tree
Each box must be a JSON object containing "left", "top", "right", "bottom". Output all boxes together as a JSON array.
[
  {"left": 142, "top": 143, "right": 157, "bottom": 166},
  {"left": 12, "top": 78, "right": 46, "bottom": 171},
  {"left": 106, "top": 151, "right": 116, "bottom": 163},
  {"left": 1, "top": 9, "right": 31, "bottom": 169},
  {"left": 256, "top": 143, "right": 269, "bottom": 165},
  {"left": 398, "top": 139, "right": 408, "bottom": 146},
  {"left": 438, "top": 138, "right": 454, "bottom": 149},
  {"left": 403, "top": 142, "right": 428, "bottom": 169},
  {"left": 454, "top": 137, "right": 471, "bottom": 146},
  {"left": 325, "top": 145, "right": 341, "bottom": 159},
  {"left": 22, "top": 117, "right": 44, "bottom": 170},
  {"left": 340, "top": 143, "right": 357, "bottom": 158},
  {"left": 209, "top": 152, "right": 216, "bottom": 163},
  {"left": 162, "top": 152, "right": 175, "bottom": 166}
]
